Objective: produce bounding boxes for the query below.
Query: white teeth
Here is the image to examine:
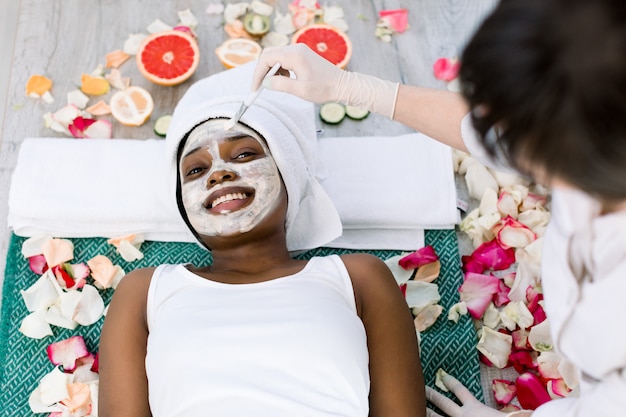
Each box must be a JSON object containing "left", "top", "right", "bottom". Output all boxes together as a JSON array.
[{"left": 211, "top": 192, "right": 247, "bottom": 208}]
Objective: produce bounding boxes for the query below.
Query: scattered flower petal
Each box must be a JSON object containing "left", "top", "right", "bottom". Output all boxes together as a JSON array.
[
  {"left": 477, "top": 326, "right": 512, "bottom": 369},
  {"left": 87, "top": 255, "right": 117, "bottom": 288},
  {"left": 20, "top": 310, "right": 54, "bottom": 339},
  {"left": 66, "top": 89, "right": 90, "bottom": 109},
  {"left": 105, "top": 49, "right": 130, "bottom": 69},
  {"left": 250, "top": 0, "right": 274, "bottom": 16},
  {"left": 384, "top": 254, "right": 413, "bottom": 285},
  {"left": 123, "top": 33, "right": 148, "bottom": 55},
  {"left": 42, "top": 238, "right": 74, "bottom": 268},
  {"left": 492, "top": 379, "right": 516, "bottom": 405},
  {"left": 433, "top": 57, "right": 460, "bottom": 81},
  {"left": 465, "top": 163, "right": 499, "bottom": 201},
  {"left": 459, "top": 272, "right": 501, "bottom": 319},
  {"left": 83, "top": 119, "right": 113, "bottom": 139},
  {"left": 447, "top": 301, "right": 468, "bottom": 323},
  {"left": 500, "top": 301, "right": 534, "bottom": 331},
  {"left": 68, "top": 116, "right": 96, "bottom": 138},
  {"left": 147, "top": 18, "right": 172, "bottom": 33},
  {"left": 38, "top": 367, "right": 71, "bottom": 407},
  {"left": 414, "top": 304, "right": 443, "bottom": 331},
  {"left": 73, "top": 284, "right": 105, "bottom": 326},
  {"left": 61, "top": 382, "right": 92, "bottom": 413},
  {"left": 47, "top": 336, "right": 90, "bottom": 372},
  {"left": 413, "top": 260, "right": 440, "bottom": 283},
  {"left": 379, "top": 9, "right": 409, "bottom": 33},
  {"left": 26, "top": 74, "right": 53, "bottom": 97},
  {"left": 20, "top": 270, "right": 60, "bottom": 312},
  {"left": 405, "top": 281, "right": 440, "bottom": 312},
  {"left": 528, "top": 319, "right": 553, "bottom": 352},
  {"left": 398, "top": 246, "right": 438, "bottom": 270},
  {"left": 85, "top": 99, "right": 111, "bottom": 116},
  {"left": 496, "top": 216, "right": 537, "bottom": 249},
  {"left": 178, "top": 9, "right": 199, "bottom": 29},
  {"left": 28, "top": 254, "right": 49, "bottom": 275},
  {"left": 22, "top": 234, "right": 53, "bottom": 258},
  {"left": 516, "top": 372, "right": 552, "bottom": 410}
]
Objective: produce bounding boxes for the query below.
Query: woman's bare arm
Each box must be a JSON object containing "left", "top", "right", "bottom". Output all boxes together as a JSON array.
[
  {"left": 98, "top": 267, "right": 155, "bottom": 417},
  {"left": 342, "top": 253, "right": 426, "bottom": 417}
]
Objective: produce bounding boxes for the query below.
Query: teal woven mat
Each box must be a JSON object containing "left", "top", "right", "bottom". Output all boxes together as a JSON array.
[{"left": 0, "top": 230, "right": 481, "bottom": 416}]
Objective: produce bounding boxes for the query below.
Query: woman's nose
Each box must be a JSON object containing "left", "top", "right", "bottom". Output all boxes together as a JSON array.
[{"left": 207, "top": 169, "right": 238, "bottom": 186}]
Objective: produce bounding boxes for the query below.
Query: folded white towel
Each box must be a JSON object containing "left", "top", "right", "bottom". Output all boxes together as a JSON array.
[
  {"left": 318, "top": 133, "right": 457, "bottom": 231},
  {"left": 8, "top": 137, "right": 194, "bottom": 242},
  {"left": 8, "top": 133, "right": 457, "bottom": 250}
]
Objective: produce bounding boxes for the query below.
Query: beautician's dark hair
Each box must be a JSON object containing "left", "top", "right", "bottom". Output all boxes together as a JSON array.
[{"left": 460, "top": 0, "right": 626, "bottom": 199}]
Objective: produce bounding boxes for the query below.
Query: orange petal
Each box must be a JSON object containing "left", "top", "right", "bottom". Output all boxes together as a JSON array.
[
  {"left": 105, "top": 49, "right": 130, "bottom": 69},
  {"left": 87, "top": 255, "right": 117, "bottom": 288},
  {"left": 61, "top": 383, "right": 91, "bottom": 413},
  {"left": 25, "top": 74, "right": 53, "bottom": 96},
  {"left": 42, "top": 239, "right": 74, "bottom": 268},
  {"left": 85, "top": 100, "right": 111, "bottom": 116},
  {"left": 80, "top": 74, "right": 110, "bottom": 96}
]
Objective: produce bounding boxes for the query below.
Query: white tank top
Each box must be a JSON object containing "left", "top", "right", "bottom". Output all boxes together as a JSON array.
[{"left": 145, "top": 255, "right": 369, "bottom": 416}]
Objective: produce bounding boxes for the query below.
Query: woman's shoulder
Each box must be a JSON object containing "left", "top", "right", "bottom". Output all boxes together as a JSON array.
[
  {"left": 112, "top": 266, "right": 158, "bottom": 305},
  {"left": 338, "top": 253, "right": 401, "bottom": 314}
]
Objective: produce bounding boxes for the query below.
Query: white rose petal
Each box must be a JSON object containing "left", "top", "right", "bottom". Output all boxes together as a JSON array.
[
  {"left": 479, "top": 187, "right": 499, "bottom": 216},
  {"left": 21, "top": 270, "right": 60, "bottom": 312},
  {"left": 146, "top": 19, "right": 172, "bottom": 34},
  {"left": 118, "top": 239, "right": 144, "bottom": 262},
  {"left": 477, "top": 326, "right": 512, "bottom": 369},
  {"left": 405, "top": 281, "right": 440, "bottom": 311},
  {"left": 261, "top": 32, "right": 290, "bottom": 48},
  {"left": 250, "top": 0, "right": 273, "bottom": 16},
  {"left": 448, "top": 301, "right": 468, "bottom": 323},
  {"left": 384, "top": 254, "right": 413, "bottom": 285},
  {"left": 414, "top": 304, "right": 443, "bottom": 332},
  {"left": 73, "top": 285, "right": 105, "bottom": 326},
  {"left": 529, "top": 319, "right": 553, "bottom": 352},
  {"left": 19, "top": 310, "right": 53, "bottom": 339},
  {"left": 483, "top": 302, "right": 501, "bottom": 329},
  {"left": 123, "top": 33, "right": 148, "bottom": 55},
  {"left": 45, "top": 304, "right": 78, "bottom": 330},
  {"left": 224, "top": 2, "right": 250, "bottom": 24},
  {"left": 274, "top": 11, "right": 296, "bottom": 35},
  {"left": 28, "top": 387, "right": 63, "bottom": 413},
  {"left": 66, "top": 89, "right": 90, "bottom": 109},
  {"left": 500, "top": 301, "right": 534, "bottom": 331},
  {"left": 38, "top": 367, "right": 71, "bottom": 406},
  {"left": 538, "top": 351, "right": 563, "bottom": 379},
  {"left": 178, "top": 9, "right": 198, "bottom": 28}
]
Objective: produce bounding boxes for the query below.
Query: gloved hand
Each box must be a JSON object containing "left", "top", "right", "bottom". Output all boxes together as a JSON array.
[
  {"left": 426, "top": 373, "right": 532, "bottom": 417},
  {"left": 252, "top": 43, "right": 399, "bottom": 118}
]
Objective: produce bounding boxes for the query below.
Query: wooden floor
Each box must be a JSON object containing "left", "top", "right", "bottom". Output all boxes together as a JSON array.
[{"left": 0, "top": 0, "right": 497, "bottom": 319}]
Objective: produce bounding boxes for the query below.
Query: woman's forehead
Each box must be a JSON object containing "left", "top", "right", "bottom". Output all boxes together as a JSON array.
[{"left": 183, "top": 119, "right": 269, "bottom": 154}]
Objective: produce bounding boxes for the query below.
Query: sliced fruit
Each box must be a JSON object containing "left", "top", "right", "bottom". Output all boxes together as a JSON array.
[
  {"left": 80, "top": 74, "right": 110, "bottom": 96},
  {"left": 153, "top": 114, "right": 172, "bottom": 137},
  {"left": 25, "top": 74, "right": 53, "bottom": 96},
  {"left": 136, "top": 30, "right": 200, "bottom": 86},
  {"left": 345, "top": 105, "right": 370, "bottom": 120},
  {"left": 215, "top": 38, "right": 262, "bottom": 69},
  {"left": 319, "top": 102, "right": 346, "bottom": 124},
  {"left": 110, "top": 86, "right": 154, "bottom": 126},
  {"left": 243, "top": 13, "right": 271, "bottom": 36},
  {"left": 292, "top": 24, "right": 352, "bottom": 69}
]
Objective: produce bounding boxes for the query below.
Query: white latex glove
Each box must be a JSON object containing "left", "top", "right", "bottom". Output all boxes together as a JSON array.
[
  {"left": 426, "top": 374, "right": 532, "bottom": 417},
  {"left": 252, "top": 43, "right": 399, "bottom": 118}
]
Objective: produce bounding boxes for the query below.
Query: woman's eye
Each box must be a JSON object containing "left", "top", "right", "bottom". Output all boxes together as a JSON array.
[
  {"left": 234, "top": 151, "right": 256, "bottom": 160},
  {"left": 186, "top": 166, "right": 205, "bottom": 176}
]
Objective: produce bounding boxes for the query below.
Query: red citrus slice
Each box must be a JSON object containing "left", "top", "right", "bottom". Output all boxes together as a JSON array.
[
  {"left": 136, "top": 30, "right": 200, "bottom": 86},
  {"left": 291, "top": 24, "right": 352, "bottom": 69}
]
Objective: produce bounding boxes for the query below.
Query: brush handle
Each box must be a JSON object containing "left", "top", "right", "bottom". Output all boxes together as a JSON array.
[{"left": 243, "top": 62, "right": 281, "bottom": 106}]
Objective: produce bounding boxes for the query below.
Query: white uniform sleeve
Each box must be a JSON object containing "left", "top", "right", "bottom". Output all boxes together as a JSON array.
[{"left": 460, "top": 113, "right": 517, "bottom": 173}]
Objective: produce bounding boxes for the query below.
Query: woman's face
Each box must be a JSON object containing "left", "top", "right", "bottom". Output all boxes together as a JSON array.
[{"left": 179, "top": 119, "right": 283, "bottom": 237}]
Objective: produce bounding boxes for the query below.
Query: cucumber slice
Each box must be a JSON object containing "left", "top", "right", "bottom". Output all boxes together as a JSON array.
[
  {"left": 319, "top": 102, "right": 346, "bottom": 124},
  {"left": 154, "top": 115, "right": 172, "bottom": 137},
  {"left": 345, "top": 105, "right": 370, "bottom": 120}
]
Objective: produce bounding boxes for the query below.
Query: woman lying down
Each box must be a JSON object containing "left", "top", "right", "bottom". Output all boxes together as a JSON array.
[{"left": 98, "top": 63, "right": 427, "bottom": 417}]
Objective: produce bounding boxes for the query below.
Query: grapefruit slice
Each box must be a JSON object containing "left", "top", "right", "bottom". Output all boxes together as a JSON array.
[
  {"left": 136, "top": 30, "right": 200, "bottom": 86},
  {"left": 291, "top": 24, "right": 352, "bottom": 69},
  {"left": 215, "top": 38, "right": 262, "bottom": 69},
  {"left": 110, "top": 86, "right": 154, "bottom": 126}
]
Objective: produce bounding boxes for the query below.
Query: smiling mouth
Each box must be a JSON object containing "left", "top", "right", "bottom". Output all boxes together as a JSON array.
[{"left": 204, "top": 188, "right": 254, "bottom": 214}]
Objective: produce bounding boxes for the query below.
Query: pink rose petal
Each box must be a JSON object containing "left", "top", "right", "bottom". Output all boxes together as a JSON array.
[
  {"left": 516, "top": 372, "right": 552, "bottom": 410},
  {"left": 379, "top": 9, "right": 409, "bottom": 33},
  {"left": 493, "top": 280, "right": 511, "bottom": 307},
  {"left": 68, "top": 116, "right": 96, "bottom": 138},
  {"left": 52, "top": 265, "right": 75, "bottom": 290},
  {"left": 46, "top": 336, "right": 90, "bottom": 372},
  {"left": 509, "top": 350, "right": 537, "bottom": 374},
  {"left": 459, "top": 272, "right": 501, "bottom": 319},
  {"left": 547, "top": 378, "right": 571, "bottom": 399},
  {"left": 462, "top": 239, "right": 516, "bottom": 272},
  {"left": 399, "top": 245, "right": 438, "bottom": 270},
  {"left": 433, "top": 57, "right": 460, "bottom": 81},
  {"left": 512, "top": 328, "right": 531, "bottom": 351},
  {"left": 28, "top": 254, "right": 49, "bottom": 275},
  {"left": 496, "top": 216, "right": 537, "bottom": 249},
  {"left": 497, "top": 191, "right": 520, "bottom": 219},
  {"left": 492, "top": 379, "right": 516, "bottom": 405}
]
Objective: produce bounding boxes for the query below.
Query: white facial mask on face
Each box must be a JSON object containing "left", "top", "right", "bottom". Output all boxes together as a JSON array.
[{"left": 180, "top": 119, "right": 283, "bottom": 237}]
